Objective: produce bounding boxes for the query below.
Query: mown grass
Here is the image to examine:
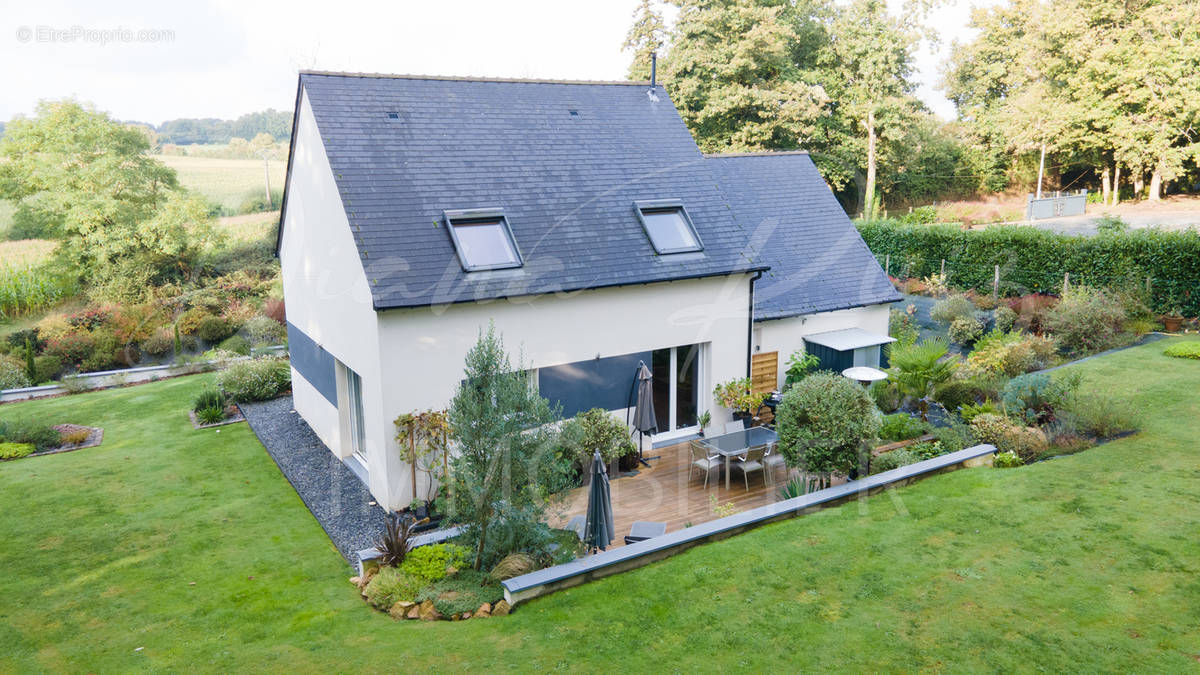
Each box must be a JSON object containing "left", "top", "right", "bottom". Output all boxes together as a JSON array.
[
  {"left": 0, "top": 339, "right": 1198, "bottom": 671},
  {"left": 159, "top": 155, "right": 286, "bottom": 213}
]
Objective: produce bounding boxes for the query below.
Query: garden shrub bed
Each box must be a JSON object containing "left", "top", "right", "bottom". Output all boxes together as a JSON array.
[
  {"left": 188, "top": 405, "right": 245, "bottom": 429},
  {"left": 1, "top": 423, "right": 104, "bottom": 460}
]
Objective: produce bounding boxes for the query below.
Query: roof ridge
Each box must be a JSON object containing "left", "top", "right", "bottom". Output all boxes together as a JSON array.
[
  {"left": 704, "top": 150, "right": 810, "bottom": 158},
  {"left": 299, "top": 69, "right": 652, "bottom": 87}
]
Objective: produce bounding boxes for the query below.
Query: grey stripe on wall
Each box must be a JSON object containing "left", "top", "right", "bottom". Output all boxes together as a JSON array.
[
  {"left": 538, "top": 351, "right": 651, "bottom": 418},
  {"left": 286, "top": 322, "right": 337, "bottom": 406}
]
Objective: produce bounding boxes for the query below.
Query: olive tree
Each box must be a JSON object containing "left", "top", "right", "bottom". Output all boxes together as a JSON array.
[{"left": 776, "top": 372, "right": 880, "bottom": 488}]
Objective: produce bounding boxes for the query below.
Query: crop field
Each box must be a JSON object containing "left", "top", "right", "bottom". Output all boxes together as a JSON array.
[
  {"left": 0, "top": 239, "right": 73, "bottom": 319},
  {"left": 159, "top": 155, "right": 286, "bottom": 213}
]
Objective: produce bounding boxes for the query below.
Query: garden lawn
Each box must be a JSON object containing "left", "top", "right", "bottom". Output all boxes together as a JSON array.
[{"left": 2, "top": 339, "right": 1199, "bottom": 671}]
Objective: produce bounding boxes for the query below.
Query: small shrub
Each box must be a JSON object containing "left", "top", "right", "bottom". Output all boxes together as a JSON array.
[
  {"left": 32, "top": 355, "right": 62, "bottom": 383},
  {"left": 949, "top": 317, "right": 984, "bottom": 345},
  {"left": 216, "top": 357, "right": 291, "bottom": 402},
  {"left": 869, "top": 379, "right": 901, "bottom": 413},
  {"left": 1164, "top": 341, "right": 1200, "bottom": 360},
  {"left": 193, "top": 386, "right": 226, "bottom": 413},
  {"left": 932, "top": 419, "right": 972, "bottom": 453},
  {"left": 0, "top": 356, "right": 31, "bottom": 390},
  {"left": 998, "top": 425, "right": 1048, "bottom": 462},
  {"left": 44, "top": 333, "right": 96, "bottom": 365},
  {"left": 878, "top": 413, "right": 931, "bottom": 442},
  {"left": 415, "top": 568, "right": 504, "bottom": 617},
  {"left": 1008, "top": 294, "right": 1059, "bottom": 335},
  {"left": 374, "top": 513, "right": 424, "bottom": 568},
  {"left": 66, "top": 307, "right": 112, "bottom": 331},
  {"left": 7, "top": 328, "right": 43, "bottom": 352},
  {"left": 558, "top": 408, "right": 637, "bottom": 471},
  {"left": 932, "top": 378, "right": 978, "bottom": 412},
  {"left": 993, "top": 306, "right": 1017, "bottom": 333},
  {"left": 59, "top": 429, "right": 90, "bottom": 445},
  {"left": 363, "top": 565, "right": 424, "bottom": 610},
  {"left": 197, "top": 407, "right": 226, "bottom": 424},
  {"left": 244, "top": 315, "right": 285, "bottom": 346},
  {"left": 0, "top": 442, "right": 35, "bottom": 460},
  {"left": 1002, "top": 372, "right": 1078, "bottom": 424},
  {"left": 871, "top": 449, "right": 919, "bottom": 473},
  {"left": 889, "top": 307, "right": 920, "bottom": 347},
  {"left": 218, "top": 335, "right": 251, "bottom": 356},
  {"left": 776, "top": 372, "right": 880, "bottom": 484},
  {"left": 176, "top": 308, "right": 211, "bottom": 336},
  {"left": 907, "top": 440, "right": 946, "bottom": 459},
  {"left": 1058, "top": 392, "right": 1136, "bottom": 439},
  {"left": 960, "top": 399, "right": 1000, "bottom": 424},
  {"left": 0, "top": 418, "right": 62, "bottom": 451},
  {"left": 80, "top": 330, "right": 122, "bottom": 373},
  {"left": 931, "top": 294, "right": 975, "bottom": 325},
  {"left": 401, "top": 543, "right": 472, "bottom": 584},
  {"left": 488, "top": 552, "right": 537, "bottom": 582},
  {"left": 141, "top": 327, "right": 175, "bottom": 356},
  {"left": 1045, "top": 285, "right": 1128, "bottom": 356},
  {"left": 993, "top": 451, "right": 1023, "bottom": 468},
  {"left": 35, "top": 314, "right": 74, "bottom": 341},
  {"left": 263, "top": 298, "right": 286, "bottom": 324},
  {"left": 778, "top": 474, "right": 820, "bottom": 499},
  {"left": 1095, "top": 214, "right": 1128, "bottom": 234},
  {"left": 196, "top": 315, "right": 234, "bottom": 343},
  {"left": 970, "top": 413, "right": 1012, "bottom": 447}
]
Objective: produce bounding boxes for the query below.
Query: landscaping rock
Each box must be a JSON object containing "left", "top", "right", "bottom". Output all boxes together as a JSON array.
[
  {"left": 388, "top": 600, "right": 416, "bottom": 620},
  {"left": 476, "top": 602, "right": 492, "bottom": 618},
  {"left": 406, "top": 605, "right": 420, "bottom": 620},
  {"left": 349, "top": 576, "right": 361, "bottom": 587},
  {"left": 492, "top": 600, "right": 510, "bottom": 616},
  {"left": 418, "top": 600, "right": 441, "bottom": 621}
]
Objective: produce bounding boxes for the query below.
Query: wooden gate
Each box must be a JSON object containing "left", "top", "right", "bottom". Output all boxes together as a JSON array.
[{"left": 750, "top": 351, "right": 778, "bottom": 423}]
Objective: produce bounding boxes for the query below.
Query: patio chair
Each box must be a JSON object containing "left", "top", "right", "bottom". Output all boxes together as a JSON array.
[
  {"left": 723, "top": 420, "right": 746, "bottom": 434},
  {"left": 762, "top": 442, "right": 786, "bottom": 485},
  {"left": 624, "top": 521, "right": 667, "bottom": 545},
  {"left": 689, "top": 439, "right": 722, "bottom": 489},
  {"left": 730, "top": 444, "right": 766, "bottom": 490}
]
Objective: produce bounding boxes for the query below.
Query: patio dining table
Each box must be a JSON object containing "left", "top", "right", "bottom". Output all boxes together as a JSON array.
[{"left": 697, "top": 426, "right": 780, "bottom": 490}]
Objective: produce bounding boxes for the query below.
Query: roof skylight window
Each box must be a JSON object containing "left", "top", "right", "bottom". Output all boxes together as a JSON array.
[
  {"left": 443, "top": 208, "right": 523, "bottom": 271},
  {"left": 634, "top": 200, "right": 703, "bottom": 254}
]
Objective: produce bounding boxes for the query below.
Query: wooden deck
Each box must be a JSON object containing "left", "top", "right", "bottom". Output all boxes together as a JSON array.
[{"left": 551, "top": 439, "right": 792, "bottom": 547}]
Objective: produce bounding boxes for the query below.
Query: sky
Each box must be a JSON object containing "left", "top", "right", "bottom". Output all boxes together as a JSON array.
[{"left": 0, "top": 0, "right": 1000, "bottom": 126}]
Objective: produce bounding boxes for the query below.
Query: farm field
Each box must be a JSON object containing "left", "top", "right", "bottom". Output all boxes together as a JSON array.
[
  {"left": 158, "top": 155, "right": 286, "bottom": 213},
  {"left": 0, "top": 338, "right": 1198, "bottom": 671}
]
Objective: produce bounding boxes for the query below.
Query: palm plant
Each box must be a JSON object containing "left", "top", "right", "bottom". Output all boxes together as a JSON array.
[{"left": 886, "top": 337, "right": 957, "bottom": 421}]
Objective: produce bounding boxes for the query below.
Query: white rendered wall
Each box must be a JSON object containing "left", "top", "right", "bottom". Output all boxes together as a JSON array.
[
  {"left": 374, "top": 274, "right": 755, "bottom": 510},
  {"left": 754, "top": 303, "right": 892, "bottom": 389},
  {"left": 279, "top": 88, "right": 383, "bottom": 469}
]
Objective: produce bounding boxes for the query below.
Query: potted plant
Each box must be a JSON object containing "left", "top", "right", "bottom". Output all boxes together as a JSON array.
[
  {"left": 1162, "top": 308, "right": 1184, "bottom": 333},
  {"left": 713, "top": 377, "right": 768, "bottom": 428},
  {"left": 697, "top": 410, "right": 712, "bottom": 437}
]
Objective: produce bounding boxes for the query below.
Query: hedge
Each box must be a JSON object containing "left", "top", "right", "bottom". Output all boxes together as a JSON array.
[{"left": 856, "top": 221, "right": 1200, "bottom": 316}]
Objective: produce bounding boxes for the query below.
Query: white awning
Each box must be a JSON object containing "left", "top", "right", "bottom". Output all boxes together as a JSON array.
[{"left": 803, "top": 327, "right": 895, "bottom": 352}]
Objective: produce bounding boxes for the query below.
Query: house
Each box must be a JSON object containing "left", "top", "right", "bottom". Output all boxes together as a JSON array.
[{"left": 276, "top": 71, "right": 899, "bottom": 511}]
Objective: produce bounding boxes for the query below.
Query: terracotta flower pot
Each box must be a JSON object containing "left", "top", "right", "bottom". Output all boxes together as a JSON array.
[{"left": 1163, "top": 315, "right": 1183, "bottom": 333}]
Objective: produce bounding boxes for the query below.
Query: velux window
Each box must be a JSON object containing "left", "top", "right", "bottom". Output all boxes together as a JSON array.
[
  {"left": 443, "top": 208, "right": 523, "bottom": 271},
  {"left": 634, "top": 200, "right": 703, "bottom": 254}
]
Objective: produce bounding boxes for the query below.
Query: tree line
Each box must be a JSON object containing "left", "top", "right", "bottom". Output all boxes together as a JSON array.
[
  {"left": 623, "top": 0, "right": 1200, "bottom": 212},
  {"left": 148, "top": 108, "right": 292, "bottom": 146}
]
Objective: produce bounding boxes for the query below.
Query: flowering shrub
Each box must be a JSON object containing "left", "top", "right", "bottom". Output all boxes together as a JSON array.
[
  {"left": 44, "top": 333, "right": 96, "bottom": 365},
  {"left": 949, "top": 317, "right": 984, "bottom": 345},
  {"left": 965, "top": 330, "right": 1056, "bottom": 378},
  {"left": 993, "top": 451, "right": 1023, "bottom": 468},
  {"left": 1044, "top": 285, "right": 1128, "bottom": 356},
  {"left": 216, "top": 357, "right": 291, "bottom": 402},
  {"left": 0, "top": 356, "right": 31, "bottom": 390},
  {"left": 66, "top": 307, "right": 113, "bottom": 331}
]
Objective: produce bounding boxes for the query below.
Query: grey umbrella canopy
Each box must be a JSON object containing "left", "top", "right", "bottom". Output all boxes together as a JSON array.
[
  {"left": 584, "top": 451, "right": 614, "bottom": 552},
  {"left": 632, "top": 363, "right": 657, "bottom": 435}
]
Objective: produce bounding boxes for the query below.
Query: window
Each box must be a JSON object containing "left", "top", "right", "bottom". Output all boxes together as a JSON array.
[
  {"left": 443, "top": 208, "right": 523, "bottom": 271},
  {"left": 634, "top": 200, "right": 703, "bottom": 254}
]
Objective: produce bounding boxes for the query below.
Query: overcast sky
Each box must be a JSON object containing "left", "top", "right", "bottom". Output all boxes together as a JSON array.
[{"left": 0, "top": 0, "right": 1000, "bottom": 126}]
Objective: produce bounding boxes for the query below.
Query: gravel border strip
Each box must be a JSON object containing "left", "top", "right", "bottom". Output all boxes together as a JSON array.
[{"left": 240, "top": 396, "right": 388, "bottom": 564}]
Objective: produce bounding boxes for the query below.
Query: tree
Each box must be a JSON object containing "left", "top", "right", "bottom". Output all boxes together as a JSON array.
[
  {"left": 0, "top": 100, "right": 214, "bottom": 300},
  {"left": 659, "top": 0, "right": 830, "bottom": 153},
  {"left": 817, "top": 0, "right": 921, "bottom": 218},
  {"left": 623, "top": 0, "right": 667, "bottom": 80},
  {"left": 885, "top": 337, "right": 957, "bottom": 421},
  {"left": 776, "top": 371, "right": 880, "bottom": 488},
  {"left": 446, "top": 325, "right": 560, "bottom": 571}
]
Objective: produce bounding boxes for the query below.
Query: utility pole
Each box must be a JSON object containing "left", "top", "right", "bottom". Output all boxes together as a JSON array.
[
  {"left": 1036, "top": 143, "right": 1046, "bottom": 201},
  {"left": 258, "top": 150, "right": 272, "bottom": 206}
]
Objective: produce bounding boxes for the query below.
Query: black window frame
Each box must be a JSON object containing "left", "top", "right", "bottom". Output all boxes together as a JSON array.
[
  {"left": 443, "top": 207, "right": 524, "bottom": 272},
  {"left": 634, "top": 199, "right": 704, "bottom": 255}
]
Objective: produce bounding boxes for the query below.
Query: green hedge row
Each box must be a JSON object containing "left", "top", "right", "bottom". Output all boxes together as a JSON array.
[{"left": 856, "top": 221, "right": 1200, "bottom": 316}]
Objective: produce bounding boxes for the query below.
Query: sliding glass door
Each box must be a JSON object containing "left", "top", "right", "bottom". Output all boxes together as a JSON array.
[{"left": 651, "top": 344, "right": 702, "bottom": 434}]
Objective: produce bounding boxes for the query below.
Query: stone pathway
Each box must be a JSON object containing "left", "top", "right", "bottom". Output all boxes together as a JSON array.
[{"left": 241, "top": 396, "right": 387, "bottom": 564}]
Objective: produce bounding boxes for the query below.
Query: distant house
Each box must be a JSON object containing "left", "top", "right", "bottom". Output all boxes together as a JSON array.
[{"left": 277, "top": 71, "right": 899, "bottom": 511}]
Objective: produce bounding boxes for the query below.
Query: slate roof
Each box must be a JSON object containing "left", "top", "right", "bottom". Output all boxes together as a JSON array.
[
  {"left": 286, "top": 71, "right": 767, "bottom": 310},
  {"left": 705, "top": 152, "right": 901, "bottom": 320}
]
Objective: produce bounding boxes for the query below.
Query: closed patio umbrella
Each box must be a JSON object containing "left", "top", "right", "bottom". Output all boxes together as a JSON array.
[
  {"left": 629, "top": 362, "right": 658, "bottom": 466},
  {"left": 584, "top": 451, "right": 614, "bottom": 552}
]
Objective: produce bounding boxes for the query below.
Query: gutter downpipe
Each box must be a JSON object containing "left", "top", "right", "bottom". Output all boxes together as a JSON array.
[{"left": 747, "top": 270, "right": 763, "bottom": 378}]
